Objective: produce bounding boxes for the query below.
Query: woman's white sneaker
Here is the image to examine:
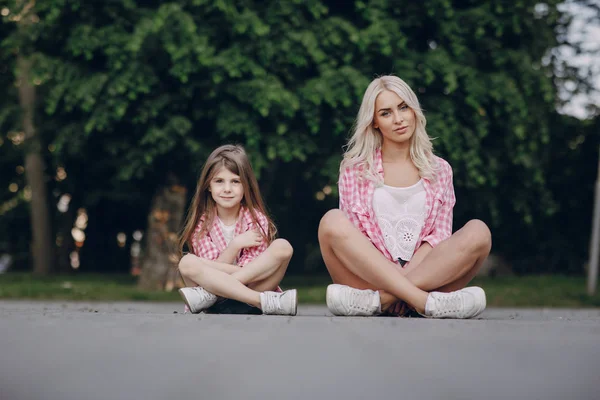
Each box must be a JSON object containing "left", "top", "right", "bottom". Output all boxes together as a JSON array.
[
  {"left": 424, "top": 286, "right": 486, "bottom": 319},
  {"left": 326, "top": 284, "right": 382, "bottom": 316},
  {"left": 260, "top": 289, "right": 298, "bottom": 316},
  {"left": 178, "top": 287, "right": 218, "bottom": 314}
]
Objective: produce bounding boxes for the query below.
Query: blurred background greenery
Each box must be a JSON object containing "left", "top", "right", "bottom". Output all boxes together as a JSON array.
[{"left": 0, "top": 1, "right": 599, "bottom": 303}]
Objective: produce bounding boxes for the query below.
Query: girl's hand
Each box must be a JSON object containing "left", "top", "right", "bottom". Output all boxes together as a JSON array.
[{"left": 233, "top": 229, "right": 263, "bottom": 249}]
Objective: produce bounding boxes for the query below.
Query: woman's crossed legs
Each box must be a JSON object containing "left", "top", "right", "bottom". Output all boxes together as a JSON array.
[{"left": 318, "top": 209, "right": 491, "bottom": 316}]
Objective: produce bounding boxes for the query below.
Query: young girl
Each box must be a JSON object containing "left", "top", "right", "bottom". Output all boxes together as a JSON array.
[
  {"left": 318, "top": 75, "right": 491, "bottom": 318},
  {"left": 178, "top": 145, "right": 297, "bottom": 315}
]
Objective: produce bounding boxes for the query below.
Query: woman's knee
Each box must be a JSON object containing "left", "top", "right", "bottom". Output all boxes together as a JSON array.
[
  {"left": 270, "top": 238, "right": 294, "bottom": 261},
  {"left": 462, "top": 219, "right": 492, "bottom": 253},
  {"left": 318, "top": 209, "right": 348, "bottom": 240}
]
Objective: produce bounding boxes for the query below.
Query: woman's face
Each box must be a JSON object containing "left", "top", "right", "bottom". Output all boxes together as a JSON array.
[{"left": 373, "top": 90, "right": 416, "bottom": 146}]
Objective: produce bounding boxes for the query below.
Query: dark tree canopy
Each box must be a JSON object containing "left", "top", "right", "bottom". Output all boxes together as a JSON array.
[{"left": 1, "top": 0, "right": 598, "bottom": 275}]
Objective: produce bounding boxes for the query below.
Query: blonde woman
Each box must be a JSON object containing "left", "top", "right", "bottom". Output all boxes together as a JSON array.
[
  {"left": 319, "top": 75, "right": 491, "bottom": 318},
  {"left": 178, "top": 145, "right": 297, "bottom": 315}
]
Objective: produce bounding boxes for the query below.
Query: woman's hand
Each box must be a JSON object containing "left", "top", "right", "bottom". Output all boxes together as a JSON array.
[{"left": 232, "top": 229, "right": 263, "bottom": 249}]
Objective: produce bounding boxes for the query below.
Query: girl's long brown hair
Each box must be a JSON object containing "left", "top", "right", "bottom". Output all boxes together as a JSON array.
[{"left": 178, "top": 144, "right": 276, "bottom": 257}]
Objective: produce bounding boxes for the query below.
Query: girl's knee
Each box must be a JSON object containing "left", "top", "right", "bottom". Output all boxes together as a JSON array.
[
  {"left": 271, "top": 238, "right": 293, "bottom": 260},
  {"left": 318, "top": 209, "right": 347, "bottom": 239},
  {"left": 178, "top": 254, "right": 202, "bottom": 277}
]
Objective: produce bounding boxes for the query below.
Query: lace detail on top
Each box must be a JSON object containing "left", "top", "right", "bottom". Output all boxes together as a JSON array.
[
  {"left": 217, "top": 218, "right": 236, "bottom": 245},
  {"left": 372, "top": 180, "right": 426, "bottom": 263}
]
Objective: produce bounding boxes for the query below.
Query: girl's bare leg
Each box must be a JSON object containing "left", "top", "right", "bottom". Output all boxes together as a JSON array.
[
  {"left": 318, "top": 210, "right": 428, "bottom": 312},
  {"left": 246, "top": 241, "right": 293, "bottom": 292},
  {"left": 231, "top": 239, "right": 293, "bottom": 286},
  {"left": 179, "top": 255, "right": 261, "bottom": 306},
  {"left": 178, "top": 239, "right": 293, "bottom": 308},
  {"left": 181, "top": 258, "right": 241, "bottom": 278},
  {"left": 179, "top": 261, "right": 240, "bottom": 287}
]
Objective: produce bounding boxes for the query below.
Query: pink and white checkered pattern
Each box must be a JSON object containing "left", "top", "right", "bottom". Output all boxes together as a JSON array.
[
  {"left": 338, "top": 148, "right": 456, "bottom": 262},
  {"left": 191, "top": 208, "right": 269, "bottom": 267}
]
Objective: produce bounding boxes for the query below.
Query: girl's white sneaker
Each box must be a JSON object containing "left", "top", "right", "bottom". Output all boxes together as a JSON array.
[
  {"left": 260, "top": 289, "right": 298, "bottom": 316},
  {"left": 178, "top": 287, "right": 218, "bottom": 314},
  {"left": 424, "top": 287, "right": 486, "bottom": 319},
  {"left": 326, "top": 284, "right": 382, "bottom": 316}
]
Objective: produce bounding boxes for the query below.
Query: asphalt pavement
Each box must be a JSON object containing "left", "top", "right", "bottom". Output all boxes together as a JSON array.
[{"left": 1, "top": 301, "right": 599, "bottom": 400}]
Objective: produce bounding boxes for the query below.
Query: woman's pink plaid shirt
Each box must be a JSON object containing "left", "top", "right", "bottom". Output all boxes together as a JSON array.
[
  {"left": 191, "top": 207, "right": 269, "bottom": 267},
  {"left": 338, "top": 148, "right": 456, "bottom": 262}
]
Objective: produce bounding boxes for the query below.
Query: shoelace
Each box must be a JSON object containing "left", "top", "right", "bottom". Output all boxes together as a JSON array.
[
  {"left": 434, "top": 293, "right": 463, "bottom": 315},
  {"left": 345, "top": 289, "right": 374, "bottom": 312},
  {"left": 193, "top": 287, "right": 214, "bottom": 303},
  {"left": 262, "top": 293, "right": 281, "bottom": 312}
]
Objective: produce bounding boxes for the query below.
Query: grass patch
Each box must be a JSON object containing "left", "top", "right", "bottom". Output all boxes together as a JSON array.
[
  {"left": 470, "top": 275, "right": 600, "bottom": 308},
  {"left": 0, "top": 273, "right": 180, "bottom": 302},
  {"left": 0, "top": 273, "right": 599, "bottom": 307}
]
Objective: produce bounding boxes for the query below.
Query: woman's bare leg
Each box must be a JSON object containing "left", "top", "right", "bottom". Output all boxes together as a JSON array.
[
  {"left": 318, "top": 210, "right": 428, "bottom": 312},
  {"left": 318, "top": 230, "right": 398, "bottom": 311},
  {"left": 403, "top": 220, "right": 492, "bottom": 292},
  {"left": 319, "top": 210, "right": 492, "bottom": 314}
]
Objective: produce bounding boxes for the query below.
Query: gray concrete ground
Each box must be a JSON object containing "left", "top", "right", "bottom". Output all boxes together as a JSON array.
[{"left": 1, "top": 301, "right": 599, "bottom": 400}]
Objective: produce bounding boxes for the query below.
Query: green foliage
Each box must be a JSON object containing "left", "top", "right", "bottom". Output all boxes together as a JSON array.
[{"left": 0, "top": 0, "right": 598, "bottom": 274}]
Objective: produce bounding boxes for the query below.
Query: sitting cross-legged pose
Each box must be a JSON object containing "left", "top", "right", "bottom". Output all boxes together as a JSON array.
[
  {"left": 319, "top": 75, "right": 491, "bottom": 318},
  {"left": 178, "top": 144, "right": 297, "bottom": 316}
]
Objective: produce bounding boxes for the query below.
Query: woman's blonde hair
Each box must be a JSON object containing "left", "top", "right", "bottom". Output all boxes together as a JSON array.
[
  {"left": 341, "top": 75, "right": 437, "bottom": 181},
  {"left": 178, "top": 144, "right": 276, "bottom": 256}
]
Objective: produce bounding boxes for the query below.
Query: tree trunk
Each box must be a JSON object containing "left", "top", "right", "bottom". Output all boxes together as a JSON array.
[
  {"left": 17, "top": 55, "right": 54, "bottom": 275},
  {"left": 138, "top": 176, "right": 187, "bottom": 290}
]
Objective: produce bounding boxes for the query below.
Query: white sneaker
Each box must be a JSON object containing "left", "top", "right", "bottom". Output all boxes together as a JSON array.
[
  {"left": 424, "top": 287, "right": 486, "bottom": 319},
  {"left": 260, "top": 290, "right": 298, "bottom": 316},
  {"left": 178, "top": 287, "right": 218, "bottom": 314},
  {"left": 326, "top": 284, "right": 381, "bottom": 316}
]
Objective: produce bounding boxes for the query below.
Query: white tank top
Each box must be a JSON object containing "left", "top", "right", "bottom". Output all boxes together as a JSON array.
[
  {"left": 372, "top": 180, "right": 426, "bottom": 263},
  {"left": 217, "top": 217, "right": 236, "bottom": 245}
]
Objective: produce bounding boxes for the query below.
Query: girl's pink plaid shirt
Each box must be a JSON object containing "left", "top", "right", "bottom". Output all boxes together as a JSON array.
[
  {"left": 338, "top": 148, "right": 456, "bottom": 263},
  {"left": 191, "top": 207, "right": 269, "bottom": 266}
]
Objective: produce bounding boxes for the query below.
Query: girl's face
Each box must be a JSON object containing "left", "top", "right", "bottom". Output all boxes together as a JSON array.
[
  {"left": 208, "top": 167, "right": 244, "bottom": 212},
  {"left": 373, "top": 90, "right": 416, "bottom": 146}
]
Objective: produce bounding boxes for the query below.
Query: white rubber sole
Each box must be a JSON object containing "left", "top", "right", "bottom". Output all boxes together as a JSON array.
[
  {"left": 289, "top": 289, "right": 298, "bottom": 316},
  {"left": 178, "top": 288, "right": 198, "bottom": 314},
  {"left": 326, "top": 284, "right": 350, "bottom": 316},
  {"left": 466, "top": 287, "right": 486, "bottom": 318}
]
